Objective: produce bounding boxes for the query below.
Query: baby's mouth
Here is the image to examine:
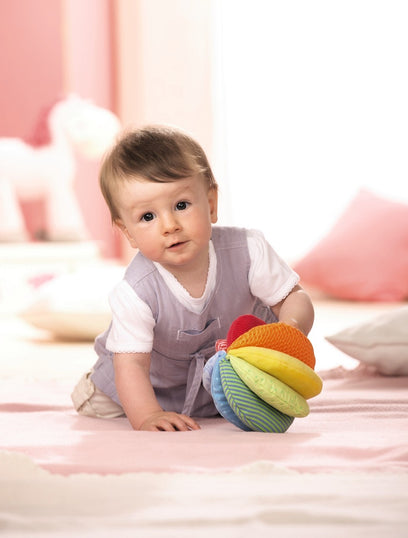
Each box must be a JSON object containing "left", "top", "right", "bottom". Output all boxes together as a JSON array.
[{"left": 168, "top": 241, "right": 186, "bottom": 249}]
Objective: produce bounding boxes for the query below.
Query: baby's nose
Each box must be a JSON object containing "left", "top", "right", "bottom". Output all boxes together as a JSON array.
[{"left": 162, "top": 213, "right": 181, "bottom": 234}]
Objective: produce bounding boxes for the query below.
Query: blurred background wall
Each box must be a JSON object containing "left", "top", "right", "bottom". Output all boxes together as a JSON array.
[
  {"left": 1, "top": 0, "right": 407, "bottom": 262},
  {"left": 0, "top": 0, "right": 117, "bottom": 256}
]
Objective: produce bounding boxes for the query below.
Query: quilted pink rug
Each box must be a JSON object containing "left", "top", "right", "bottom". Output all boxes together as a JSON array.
[{"left": 1, "top": 365, "right": 407, "bottom": 476}]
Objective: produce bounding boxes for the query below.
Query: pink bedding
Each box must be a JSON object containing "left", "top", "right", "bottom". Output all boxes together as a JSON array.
[{"left": 1, "top": 365, "right": 407, "bottom": 476}]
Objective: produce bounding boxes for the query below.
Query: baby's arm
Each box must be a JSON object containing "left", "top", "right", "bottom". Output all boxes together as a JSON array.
[
  {"left": 271, "top": 285, "right": 314, "bottom": 336},
  {"left": 113, "top": 352, "right": 200, "bottom": 432}
]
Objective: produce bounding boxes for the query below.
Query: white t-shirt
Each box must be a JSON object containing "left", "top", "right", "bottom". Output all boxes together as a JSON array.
[{"left": 106, "top": 229, "right": 299, "bottom": 353}]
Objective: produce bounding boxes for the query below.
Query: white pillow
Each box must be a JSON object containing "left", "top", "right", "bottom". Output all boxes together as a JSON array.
[
  {"left": 325, "top": 306, "right": 408, "bottom": 376},
  {"left": 20, "top": 265, "right": 124, "bottom": 340}
]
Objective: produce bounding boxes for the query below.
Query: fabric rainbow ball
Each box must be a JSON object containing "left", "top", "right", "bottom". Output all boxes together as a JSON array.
[{"left": 203, "top": 316, "right": 323, "bottom": 433}]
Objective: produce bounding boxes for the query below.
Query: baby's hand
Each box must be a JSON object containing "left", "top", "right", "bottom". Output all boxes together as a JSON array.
[{"left": 138, "top": 411, "right": 200, "bottom": 432}]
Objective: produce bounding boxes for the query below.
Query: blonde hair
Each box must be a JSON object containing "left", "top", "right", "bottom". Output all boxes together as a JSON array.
[{"left": 100, "top": 125, "right": 218, "bottom": 222}]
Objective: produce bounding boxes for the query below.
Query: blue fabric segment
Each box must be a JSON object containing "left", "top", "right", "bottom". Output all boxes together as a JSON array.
[
  {"left": 202, "top": 351, "right": 225, "bottom": 394},
  {"left": 210, "top": 353, "right": 251, "bottom": 431},
  {"left": 219, "top": 356, "right": 294, "bottom": 433}
]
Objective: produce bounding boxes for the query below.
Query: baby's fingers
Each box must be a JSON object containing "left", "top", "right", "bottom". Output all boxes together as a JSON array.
[
  {"left": 154, "top": 420, "right": 177, "bottom": 432},
  {"left": 179, "top": 414, "right": 200, "bottom": 431},
  {"left": 140, "top": 411, "right": 200, "bottom": 431},
  {"left": 156, "top": 414, "right": 200, "bottom": 432}
]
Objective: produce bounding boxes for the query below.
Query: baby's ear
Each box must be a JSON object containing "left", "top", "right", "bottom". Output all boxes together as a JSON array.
[
  {"left": 208, "top": 188, "right": 218, "bottom": 224},
  {"left": 115, "top": 219, "right": 138, "bottom": 248}
]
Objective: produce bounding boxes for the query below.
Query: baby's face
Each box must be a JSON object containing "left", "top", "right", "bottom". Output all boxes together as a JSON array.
[{"left": 114, "top": 175, "right": 218, "bottom": 275}]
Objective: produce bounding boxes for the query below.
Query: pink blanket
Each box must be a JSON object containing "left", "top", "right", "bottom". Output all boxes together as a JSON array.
[{"left": 1, "top": 365, "right": 407, "bottom": 476}]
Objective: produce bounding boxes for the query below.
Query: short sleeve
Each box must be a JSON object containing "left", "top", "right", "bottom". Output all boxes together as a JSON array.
[
  {"left": 105, "top": 280, "right": 155, "bottom": 353},
  {"left": 247, "top": 229, "right": 299, "bottom": 306}
]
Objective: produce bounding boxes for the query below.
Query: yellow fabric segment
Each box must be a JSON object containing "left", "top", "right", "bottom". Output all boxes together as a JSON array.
[
  {"left": 229, "top": 346, "right": 323, "bottom": 399},
  {"left": 229, "top": 355, "right": 310, "bottom": 417}
]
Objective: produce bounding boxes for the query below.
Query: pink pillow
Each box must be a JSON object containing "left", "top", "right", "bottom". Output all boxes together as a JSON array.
[{"left": 293, "top": 190, "right": 408, "bottom": 301}]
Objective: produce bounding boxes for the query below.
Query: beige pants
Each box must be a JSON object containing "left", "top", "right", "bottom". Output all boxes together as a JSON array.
[{"left": 71, "top": 370, "right": 125, "bottom": 419}]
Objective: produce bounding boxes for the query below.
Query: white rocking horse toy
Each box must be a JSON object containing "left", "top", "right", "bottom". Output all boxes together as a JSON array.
[{"left": 0, "top": 95, "right": 121, "bottom": 241}]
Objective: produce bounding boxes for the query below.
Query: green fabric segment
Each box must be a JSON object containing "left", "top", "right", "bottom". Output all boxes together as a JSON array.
[
  {"left": 219, "top": 357, "right": 294, "bottom": 433},
  {"left": 229, "top": 355, "right": 309, "bottom": 417}
]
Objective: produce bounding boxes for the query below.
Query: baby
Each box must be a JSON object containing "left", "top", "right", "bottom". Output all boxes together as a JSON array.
[{"left": 71, "top": 125, "right": 314, "bottom": 431}]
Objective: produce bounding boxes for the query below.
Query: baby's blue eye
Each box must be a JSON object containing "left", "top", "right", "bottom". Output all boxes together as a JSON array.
[
  {"left": 141, "top": 212, "right": 154, "bottom": 222},
  {"left": 176, "top": 201, "right": 188, "bottom": 211}
]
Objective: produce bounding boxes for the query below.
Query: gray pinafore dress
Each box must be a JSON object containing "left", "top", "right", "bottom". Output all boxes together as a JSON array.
[{"left": 91, "top": 226, "right": 275, "bottom": 417}]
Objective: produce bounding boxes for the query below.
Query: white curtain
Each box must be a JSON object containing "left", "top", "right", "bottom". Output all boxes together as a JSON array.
[{"left": 211, "top": 0, "right": 408, "bottom": 261}]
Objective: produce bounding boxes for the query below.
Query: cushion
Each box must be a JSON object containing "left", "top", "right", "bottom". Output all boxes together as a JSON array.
[
  {"left": 210, "top": 353, "right": 251, "bottom": 431},
  {"left": 229, "top": 355, "right": 310, "bottom": 417},
  {"left": 229, "top": 346, "right": 323, "bottom": 399},
  {"left": 326, "top": 306, "right": 408, "bottom": 376},
  {"left": 228, "top": 322, "right": 316, "bottom": 369},
  {"left": 19, "top": 266, "right": 123, "bottom": 340},
  {"left": 293, "top": 190, "right": 408, "bottom": 301},
  {"left": 219, "top": 357, "right": 294, "bottom": 433}
]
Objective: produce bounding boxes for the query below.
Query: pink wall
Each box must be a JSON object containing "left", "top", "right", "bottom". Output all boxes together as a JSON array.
[
  {"left": 0, "top": 0, "right": 119, "bottom": 257},
  {"left": 115, "top": 0, "right": 213, "bottom": 155},
  {"left": 61, "top": 0, "right": 119, "bottom": 257},
  {"left": 0, "top": 0, "right": 63, "bottom": 138}
]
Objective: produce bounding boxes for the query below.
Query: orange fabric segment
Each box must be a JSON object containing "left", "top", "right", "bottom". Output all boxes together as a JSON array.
[{"left": 227, "top": 322, "right": 316, "bottom": 369}]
